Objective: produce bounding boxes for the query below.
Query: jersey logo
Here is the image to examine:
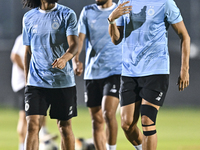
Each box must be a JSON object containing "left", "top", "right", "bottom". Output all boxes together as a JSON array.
[
  {"left": 91, "top": 20, "right": 96, "bottom": 24},
  {"left": 110, "top": 85, "right": 117, "bottom": 93},
  {"left": 156, "top": 92, "right": 163, "bottom": 101},
  {"left": 84, "top": 92, "right": 88, "bottom": 103},
  {"left": 32, "top": 25, "right": 38, "bottom": 33},
  {"left": 25, "top": 102, "right": 30, "bottom": 111},
  {"left": 147, "top": 6, "right": 155, "bottom": 16},
  {"left": 52, "top": 19, "right": 60, "bottom": 30},
  {"left": 90, "top": 19, "right": 97, "bottom": 29},
  {"left": 68, "top": 106, "right": 73, "bottom": 116}
]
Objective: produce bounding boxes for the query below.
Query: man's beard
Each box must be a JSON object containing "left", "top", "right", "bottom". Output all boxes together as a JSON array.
[{"left": 96, "top": 0, "right": 108, "bottom": 6}]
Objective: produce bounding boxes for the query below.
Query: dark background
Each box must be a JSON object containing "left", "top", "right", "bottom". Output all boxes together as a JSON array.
[{"left": 0, "top": 0, "right": 199, "bottom": 108}]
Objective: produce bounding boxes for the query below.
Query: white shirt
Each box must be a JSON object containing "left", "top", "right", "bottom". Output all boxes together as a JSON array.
[{"left": 11, "top": 34, "right": 25, "bottom": 92}]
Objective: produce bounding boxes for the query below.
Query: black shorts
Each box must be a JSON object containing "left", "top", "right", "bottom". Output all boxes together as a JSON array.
[
  {"left": 120, "top": 75, "right": 169, "bottom": 106},
  {"left": 85, "top": 75, "right": 120, "bottom": 107},
  {"left": 24, "top": 86, "right": 77, "bottom": 120},
  {"left": 16, "top": 87, "right": 25, "bottom": 111}
]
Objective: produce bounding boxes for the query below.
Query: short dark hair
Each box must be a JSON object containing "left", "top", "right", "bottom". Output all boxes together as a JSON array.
[{"left": 22, "top": 0, "right": 58, "bottom": 8}]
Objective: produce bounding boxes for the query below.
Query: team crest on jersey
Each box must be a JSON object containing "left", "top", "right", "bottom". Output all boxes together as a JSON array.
[
  {"left": 147, "top": 6, "right": 155, "bottom": 16},
  {"left": 32, "top": 24, "right": 38, "bottom": 33},
  {"left": 52, "top": 19, "right": 60, "bottom": 30}
]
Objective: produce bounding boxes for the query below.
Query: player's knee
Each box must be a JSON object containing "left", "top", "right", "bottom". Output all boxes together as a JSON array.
[
  {"left": 17, "top": 124, "right": 26, "bottom": 136},
  {"left": 18, "top": 130, "right": 26, "bottom": 138},
  {"left": 141, "top": 115, "right": 153, "bottom": 125},
  {"left": 58, "top": 126, "right": 67, "bottom": 137},
  {"left": 91, "top": 115, "right": 104, "bottom": 131},
  {"left": 58, "top": 121, "right": 72, "bottom": 137},
  {"left": 103, "top": 110, "right": 114, "bottom": 123},
  {"left": 141, "top": 105, "right": 158, "bottom": 136},
  {"left": 92, "top": 112, "right": 104, "bottom": 123},
  {"left": 27, "top": 119, "right": 40, "bottom": 134},
  {"left": 121, "top": 117, "right": 136, "bottom": 132},
  {"left": 121, "top": 122, "right": 138, "bottom": 134},
  {"left": 17, "top": 127, "right": 23, "bottom": 136}
]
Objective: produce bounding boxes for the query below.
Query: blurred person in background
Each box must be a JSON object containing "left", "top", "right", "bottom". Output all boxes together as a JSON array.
[
  {"left": 22, "top": 0, "right": 79, "bottom": 149},
  {"left": 11, "top": 34, "right": 57, "bottom": 150},
  {"left": 73, "top": 0, "right": 141, "bottom": 150},
  {"left": 11, "top": 34, "right": 26, "bottom": 150},
  {"left": 108, "top": 0, "right": 190, "bottom": 150}
]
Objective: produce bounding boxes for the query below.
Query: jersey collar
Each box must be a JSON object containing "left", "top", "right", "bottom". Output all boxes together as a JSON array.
[
  {"left": 97, "top": 3, "right": 116, "bottom": 11},
  {"left": 39, "top": 3, "right": 57, "bottom": 13}
]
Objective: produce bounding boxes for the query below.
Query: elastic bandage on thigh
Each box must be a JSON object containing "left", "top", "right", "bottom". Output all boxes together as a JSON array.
[{"left": 141, "top": 104, "right": 158, "bottom": 136}]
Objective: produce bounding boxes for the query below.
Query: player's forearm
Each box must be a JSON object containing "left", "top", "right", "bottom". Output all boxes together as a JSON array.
[
  {"left": 108, "top": 16, "right": 122, "bottom": 45},
  {"left": 63, "top": 35, "right": 79, "bottom": 62},
  {"left": 67, "top": 37, "right": 79, "bottom": 56},
  {"left": 172, "top": 21, "right": 190, "bottom": 73},
  {"left": 62, "top": 43, "right": 78, "bottom": 62},
  {"left": 108, "top": 1, "right": 131, "bottom": 45},
  {"left": 11, "top": 53, "right": 24, "bottom": 70},
  {"left": 108, "top": 24, "right": 122, "bottom": 45},
  {"left": 180, "top": 34, "right": 190, "bottom": 72},
  {"left": 74, "top": 37, "right": 84, "bottom": 62},
  {"left": 16, "top": 60, "right": 24, "bottom": 71},
  {"left": 24, "top": 48, "right": 31, "bottom": 84},
  {"left": 73, "top": 33, "right": 85, "bottom": 64}
]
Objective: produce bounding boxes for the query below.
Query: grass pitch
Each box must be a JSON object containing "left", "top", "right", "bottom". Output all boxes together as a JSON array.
[{"left": 0, "top": 106, "right": 200, "bottom": 150}]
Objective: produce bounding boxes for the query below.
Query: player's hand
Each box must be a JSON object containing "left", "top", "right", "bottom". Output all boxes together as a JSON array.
[
  {"left": 108, "top": 1, "right": 132, "bottom": 21},
  {"left": 73, "top": 61, "right": 83, "bottom": 76},
  {"left": 177, "top": 70, "right": 189, "bottom": 91},
  {"left": 52, "top": 58, "right": 67, "bottom": 69}
]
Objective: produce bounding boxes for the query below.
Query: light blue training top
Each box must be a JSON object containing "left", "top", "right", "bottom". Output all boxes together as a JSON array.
[
  {"left": 116, "top": 0, "right": 183, "bottom": 77},
  {"left": 23, "top": 3, "right": 78, "bottom": 88},
  {"left": 78, "top": 3, "right": 122, "bottom": 80}
]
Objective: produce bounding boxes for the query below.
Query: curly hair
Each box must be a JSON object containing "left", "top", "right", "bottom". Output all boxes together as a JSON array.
[{"left": 22, "top": 0, "right": 58, "bottom": 8}]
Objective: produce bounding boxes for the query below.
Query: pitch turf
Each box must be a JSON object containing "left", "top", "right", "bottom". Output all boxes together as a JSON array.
[{"left": 0, "top": 106, "right": 200, "bottom": 150}]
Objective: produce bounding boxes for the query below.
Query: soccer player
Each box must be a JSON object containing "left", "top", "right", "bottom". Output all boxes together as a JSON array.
[
  {"left": 108, "top": 0, "right": 190, "bottom": 150},
  {"left": 10, "top": 34, "right": 57, "bottom": 150},
  {"left": 73, "top": 0, "right": 136, "bottom": 150},
  {"left": 22, "top": 0, "right": 78, "bottom": 150}
]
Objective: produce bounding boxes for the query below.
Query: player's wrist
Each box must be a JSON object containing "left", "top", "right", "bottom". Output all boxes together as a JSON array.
[
  {"left": 107, "top": 17, "right": 116, "bottom": 24},
  {"left": 181, "top": 66, "right": 189, "bottom": 72},
  {"left": 72, "top": 56, "right": 79, "bottom": 63}
]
